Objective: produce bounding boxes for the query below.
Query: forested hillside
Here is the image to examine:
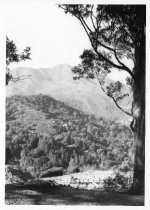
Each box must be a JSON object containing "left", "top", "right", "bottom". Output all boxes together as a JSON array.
[{"left": 6, "top": 95, "right": 134, "bottom": 178}]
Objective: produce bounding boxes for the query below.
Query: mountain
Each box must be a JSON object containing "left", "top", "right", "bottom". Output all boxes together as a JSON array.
[{"left": 6, "top": 64, "right": 132, "bottom": 123}]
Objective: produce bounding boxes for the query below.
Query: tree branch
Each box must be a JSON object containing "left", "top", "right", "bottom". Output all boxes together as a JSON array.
[
  {"left": 110, "top": 94, "right": 132, "bottom": 116},
  {"left": 11, "top": 72, "right": 32, "bottom": 83},
  {"left": 94, "top": 47, "right": 135, "bottom": 79},
  {"left": 79, "top": 17, "right": 93, "bottom": 45},
  {"left": 90, "top": 6, "right": 96, "bottom": 31},
  {"left": 96, "top": 73, "right": 132, "bottom": 116},
  {"left": 59, "top": 5, "right": 135, "bottom": 80},
  {"left": 79, "top": 15, "right": 135, "bottom": 79},
  {"left": 94, "top": 39, "right": 135, "bottom": 79}
]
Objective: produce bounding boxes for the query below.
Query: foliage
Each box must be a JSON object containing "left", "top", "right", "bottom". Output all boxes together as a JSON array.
[
  {"left": 103, "top": 171, "right": 133, "bottom": 192},
  {"left": 6, "top": 37, "right": 31, "bottom": 85},
  {"left": 59, "top": 4, "right": 145, "bottom": 69},
  {"left": 59, "top": 5, "right": 145, "bottom": 117},
  {"left": 59, "top": 5, "right": 145, "bottom": 193},
  {"left": 6, "top": 94, "right": 134, "bottom": 178}
]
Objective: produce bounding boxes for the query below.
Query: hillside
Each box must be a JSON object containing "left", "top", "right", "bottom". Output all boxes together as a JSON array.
[
  {"left": 6, "top": 94, "right": 134, "bottom": 178},
  {"left": 6, "top": 64, "right": 132, "bottom": 122}
]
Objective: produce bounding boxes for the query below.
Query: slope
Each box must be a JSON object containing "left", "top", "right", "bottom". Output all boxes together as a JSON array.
[
  {"left": 6, "top": 64, "right": 132, "bottom": 122},
  {"left": 6, "top": 95, "right": 134, "bottom": 178}
]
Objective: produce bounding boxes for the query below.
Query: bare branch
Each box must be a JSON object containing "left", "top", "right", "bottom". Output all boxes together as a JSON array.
[
  {"left": 79, "top": 18, "right": 93, "bottom": 44},
  {"left": 90, "top": 6, "right": 96, "bottom": 31},
  {"left": 110, "top": 94, "right": 132, "bottom": 116},
  {"left": 11, "top": 74, "right": 32, "bottom": 83},
  {"left": 79, "top": 15, "right": 93, "bottom": 35}
]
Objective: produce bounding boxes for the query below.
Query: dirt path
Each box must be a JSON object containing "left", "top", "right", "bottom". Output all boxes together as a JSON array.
[{"left": 5, "top": 185, "right": 144, "bottom": 205}]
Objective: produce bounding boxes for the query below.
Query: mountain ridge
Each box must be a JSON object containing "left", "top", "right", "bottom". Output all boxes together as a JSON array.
[{"left": 6, "top": 64, "right": 132, "bottom": 123}]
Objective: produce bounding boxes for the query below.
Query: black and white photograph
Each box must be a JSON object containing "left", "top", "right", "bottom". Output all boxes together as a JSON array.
[{"left": 1, "top": 0, "right": 149, "bottom": 206}]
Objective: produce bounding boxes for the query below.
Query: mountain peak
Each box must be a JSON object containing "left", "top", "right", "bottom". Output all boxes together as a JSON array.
[{"left": 6, "top": 65, "right": 131, "bottom": 123}]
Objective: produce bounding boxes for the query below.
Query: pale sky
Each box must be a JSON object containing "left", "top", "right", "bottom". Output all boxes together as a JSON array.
[
  {"left": 5, "top": 0, "right": 133, "bottom": 83},
  {"left": 6, "top": 1, "right": 91, "bottom": 68}
]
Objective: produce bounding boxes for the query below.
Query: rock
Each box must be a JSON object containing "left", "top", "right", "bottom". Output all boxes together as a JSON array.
[
  {"left": 5, "top": 165, "right": 33, "bottom": 184},
  {"left": 40, "top": 167, "right": 64, "bottom": 178}
]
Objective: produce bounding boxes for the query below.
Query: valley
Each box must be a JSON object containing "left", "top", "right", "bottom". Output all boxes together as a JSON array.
[
  {"left": 6, "top": 94, "right": 134, "bottom": 179},
  {"left": 5, "top": 65, "right": 136, "bottom": 203}
]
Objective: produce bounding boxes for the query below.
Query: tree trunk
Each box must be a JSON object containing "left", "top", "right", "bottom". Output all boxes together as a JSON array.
[{"left": 131, "top": 32, "right": 145, "bottom": 195}]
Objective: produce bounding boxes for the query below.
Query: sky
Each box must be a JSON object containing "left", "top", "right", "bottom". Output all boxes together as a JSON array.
[
  {"left": 4, "top": 0, "right": 133, "bottom": 83},
  {"left": 6, "top": 1, "right": 91, "bottom": 68}
]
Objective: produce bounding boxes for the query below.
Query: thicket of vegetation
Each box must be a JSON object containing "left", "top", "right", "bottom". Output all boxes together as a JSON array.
[{"left": 6, "top": 94, "right": 134, "bottom": 178}]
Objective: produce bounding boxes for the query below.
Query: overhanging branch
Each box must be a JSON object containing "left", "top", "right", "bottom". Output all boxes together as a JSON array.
[
  {"left": 79, "top": 15, "right": 135, "bottom": 80},
  {"left": 96, "top": 74, "right": 132, "bottom": 117},
  {"left": 90, "top": 6, "right": 97, "bottom": 31},
  {"left": 94, "top": 47, "right": 135, "bottom": 79},
  {"left": 59, "top": 5, "right": 135, "bottom": 80}
]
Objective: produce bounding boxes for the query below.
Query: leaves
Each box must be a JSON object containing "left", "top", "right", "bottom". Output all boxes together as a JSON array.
[
  {"left": 59, "top": 4, "right": 137, "bottom": 117},
  {"left": 60, "top": 4, "right": 143, "bottom": 78},
  {"left": 6, "top": 37, "right": 31, "bottom": 67},
  {"left": 6, "top": 37, "right": 31, "bottom": 85}
]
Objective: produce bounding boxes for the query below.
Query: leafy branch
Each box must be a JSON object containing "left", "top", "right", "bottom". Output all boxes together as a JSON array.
[
  {"left": 6, "top": 36, "right": 31, "bottom": 85},
  {"left": 59, "top": 5, "right": 135, "bottom": 80},
  {"left": 97, "top": 77, "right": 132, "bottom": 117}
]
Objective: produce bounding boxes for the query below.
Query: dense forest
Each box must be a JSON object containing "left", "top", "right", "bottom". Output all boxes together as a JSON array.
[{"left": 6, "top": 94, "right": 134, "bottom": 178}]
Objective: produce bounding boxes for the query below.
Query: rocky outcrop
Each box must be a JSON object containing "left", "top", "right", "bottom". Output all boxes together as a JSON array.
[
  {"left": 5, "top": 165, "right": 63, "bottom": 190},
  {"left": 5, "top": 165, "right": 33, "bottom": 184},
  {"left": 40, "top": 167, "right": 64, "bottom": 178}
]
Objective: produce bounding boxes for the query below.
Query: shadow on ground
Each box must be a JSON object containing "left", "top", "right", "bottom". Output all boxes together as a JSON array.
[{"left": 5, "top": 184, "right": 144, "bottom": 205}]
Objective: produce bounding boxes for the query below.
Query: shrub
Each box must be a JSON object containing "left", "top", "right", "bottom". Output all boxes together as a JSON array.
[
  {"left": 32, "top": 148, "right": 45, "bottom": 158},
  {"left": 103, "top": 171, "right": 130, "bottom": 192}
]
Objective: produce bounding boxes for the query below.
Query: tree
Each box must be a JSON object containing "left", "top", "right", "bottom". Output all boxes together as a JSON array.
[
  {"left": 6, "top": 36, "right": 31, "bottom": 85},
  {"left": 59, "top": 5, "right": 145, "bottom": 194}
]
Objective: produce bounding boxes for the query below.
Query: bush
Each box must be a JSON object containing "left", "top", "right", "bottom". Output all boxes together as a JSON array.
[
  {"left": 32, "top": 148, "right": 45, "bottom": 158},
  {"left": 103, "top": 171, "right": 130, "bottom": 192}
]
